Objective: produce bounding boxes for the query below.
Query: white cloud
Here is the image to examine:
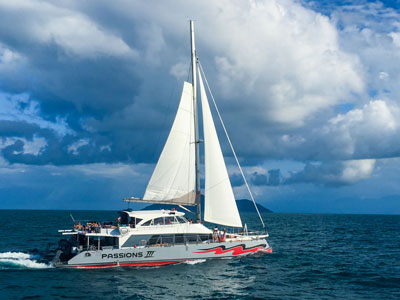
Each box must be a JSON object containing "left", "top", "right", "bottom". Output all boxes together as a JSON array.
[
  {"left": 0, "top": 136, "right": 47, "bottom": 155},
  {"left": 320, "top": 100, "right": 400, "bottom": 159},
  {"left": 341, "top": 159, "right": 375, "bottom": 183},
  {"left": 389, "top": 32, "right": 400, "bottom": 48},
  {"left": 0, "top": 92, "right": 71, "bottom": 136},
  {"left": 0, "top": 0, "right": 136, "bottom": 58},
  {"left": 1, "top": 0, "right": 400, "bottom": 191},
  {"left": 284, "top": 158, "right": 376, "bottom": 186},
  {"left": 201, "top": 0, "right": 364, "bottom": 126},
  {"left": 67, "top": 139, "right": 89, "bottom": 155}
]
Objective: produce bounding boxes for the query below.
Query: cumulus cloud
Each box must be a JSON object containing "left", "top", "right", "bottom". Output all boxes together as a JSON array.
[
  {"left": 208, "top": 0, "right": 363, "bottom": 126},
  {"left": 0, "top": 0, "right": 400, "bottom": 193},
  {"left": 311, "top": 99, "right": 400, "bottom": 160},
  {"left": 286, "top": 159, "right": 376, "bottom": 186},
  {"left": 0, "top": 0, "right": 135, "bottom": 58}
]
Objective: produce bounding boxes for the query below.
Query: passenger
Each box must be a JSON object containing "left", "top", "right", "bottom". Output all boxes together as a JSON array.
[
  {"left": 75, "top": 222, "right": 83, "bottom": 231},
  {"left": 220, "top": 229, "right": 227, "bottom": 242},
  {"left": 129, "top": 218, "right": 135, "bottom": 228},
  {"left": 117, "top": 216, "right": 121, "bottom": 227},
  {"left": 213, "top": 227, "right": 219, "bottom": 242}
]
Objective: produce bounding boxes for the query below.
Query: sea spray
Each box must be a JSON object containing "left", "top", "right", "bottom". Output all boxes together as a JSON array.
[
  {"left": 184, "top": 259, "right": 207, "bottom": 265},
  {"left": 0, "top": 252, "right": 51, "bottom": 269}
]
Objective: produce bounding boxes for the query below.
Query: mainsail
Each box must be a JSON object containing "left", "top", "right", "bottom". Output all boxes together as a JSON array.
[
  {"left": 199, "top": 72, "right": 243, "bottom": 228},
  {"left": 142, "top": 81, "right": 196, "bottom": 205}
]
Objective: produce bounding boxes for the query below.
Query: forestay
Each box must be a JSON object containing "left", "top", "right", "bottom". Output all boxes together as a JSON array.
[
  {"left": 143, "top": 82, "right": 196, "bottom": 205},
  {"left": 199, "top": 72, "right": 243, "bottom": 228}
]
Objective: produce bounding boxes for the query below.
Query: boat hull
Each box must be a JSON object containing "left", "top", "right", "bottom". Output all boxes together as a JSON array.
[{"left": 60, "top": 239, "right": 270, "bottom": 269}]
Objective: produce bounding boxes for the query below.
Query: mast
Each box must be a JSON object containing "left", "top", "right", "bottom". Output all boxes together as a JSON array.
[{"left": 190, "top": 20, "right": 201, "bottom": 221}]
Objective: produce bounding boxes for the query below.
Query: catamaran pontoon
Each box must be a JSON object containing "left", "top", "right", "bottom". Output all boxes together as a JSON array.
[{"left": 53, "top": 21, "right": 271, "bottom": 269}]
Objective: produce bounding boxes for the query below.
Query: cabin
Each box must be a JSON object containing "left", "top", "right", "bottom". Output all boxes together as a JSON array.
[{"left": 60, "top": 209, "right": 213, "bottom": 253}]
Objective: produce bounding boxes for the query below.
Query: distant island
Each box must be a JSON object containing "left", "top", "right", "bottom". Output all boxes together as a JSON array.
[{"left": 143, "top": 198, "right": 272, "bottom": 213}]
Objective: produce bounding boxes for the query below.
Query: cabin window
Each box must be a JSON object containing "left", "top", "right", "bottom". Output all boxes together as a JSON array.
[
  {"left": 143, "top": 234, "right": 212, "bottom": 246},
  {"left": 160, "top": 234, "right": 174, "bottom": 244},
  {"left": 100, "top": 236, "right": 118, "bottom": 247},
  {"left": 80, "top": 236, "right": 118, "bottom": 250},
  {"left": 120, "top": 212, "right": 129, "bottom": 225},
  {"left": 185, "top": 234, "right": 198, "bottom": 243},
  {"left": 141, "top": 219, "right": 152, "bottom": 226},
  {"left": 199, "top": 234, "right": 212, "bottom": 241},
  {"left": 153, "top": 217, "right": 164, "bottom": 225},
  {"left": 164, "top": 216, "right": 175, "bottom": 224},
  {"left": 177, "top": 217, "right": 187, "bottom": 223},
  {"left": 148, "top": 235, "right": 160, "bottom": 245},
  {"left": 139, "top": 216, "right": 186, "bottom": 227},
  {"left": 175, "top": 234, "right": 184, "bottom": 244},
  {"left": 121, "top": 234, "right": 152, "bottom": 247},
  {"left": 128, "top": 217, "right": 142, "bottom": 228}
]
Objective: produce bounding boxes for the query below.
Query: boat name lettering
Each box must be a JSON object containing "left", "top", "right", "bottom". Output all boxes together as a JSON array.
[{"left": 101, "top": 252, "right": 148, "bottom": 259}]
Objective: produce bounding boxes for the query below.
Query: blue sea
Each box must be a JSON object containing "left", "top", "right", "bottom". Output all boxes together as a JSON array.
[{"left": 0, "top": 210, "right": 399, "bottom": 299}]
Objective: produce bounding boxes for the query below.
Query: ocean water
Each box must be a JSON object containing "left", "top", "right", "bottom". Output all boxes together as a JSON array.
[{"left": 0, "top": 210, "right": 399, "bottom": 300}]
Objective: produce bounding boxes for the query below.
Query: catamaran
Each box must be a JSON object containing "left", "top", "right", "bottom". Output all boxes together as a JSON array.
[{"left": 53, "top": 21, "right": 271, "bottom": 268}]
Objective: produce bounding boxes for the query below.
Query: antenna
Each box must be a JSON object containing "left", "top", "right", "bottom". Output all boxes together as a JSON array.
[{"left": 70, "top": 214, "right": 76, "bottom": 224}]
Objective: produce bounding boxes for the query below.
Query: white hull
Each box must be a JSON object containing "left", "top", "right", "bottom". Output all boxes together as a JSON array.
[{"left": 58, "top": 238, "right": 270, "bottom": 269}]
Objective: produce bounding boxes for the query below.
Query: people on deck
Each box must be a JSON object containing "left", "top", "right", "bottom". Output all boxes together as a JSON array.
[
  {"left": 213, "top": 227, "right": 219, "bottom": 242},
  {"left": 220, "top": 229, "right": 226, "bottom": 242}
]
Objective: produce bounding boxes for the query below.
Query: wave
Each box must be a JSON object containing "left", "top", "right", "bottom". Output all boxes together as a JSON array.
[
  {"left": 0, "top": 252, "right": 52, "bottom": 269},
  {"left": 184, "top": 259, "right": 206, "bottom": 265}
]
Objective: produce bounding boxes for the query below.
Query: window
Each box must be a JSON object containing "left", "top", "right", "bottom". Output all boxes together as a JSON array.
[
  {"left": 128, "top": 217, "right": 143, "bottom": 228},
  {"left": 148, "top": 235, "right": 160, "bottom": 245},
  {"left": 161, "top": 235, "right": 174, "bottom": 244},
  {"left": 199, "top": 234, "right": 212, "bottom": 242},
  {"left": 164, "top": 216, "right": 175, "bottom": 224},
  {"left": 185, "top": 234, "right": 198, "bottom": 243},
  {"left": 141, "top": 219, "right": 152, "bottom": 226},
  {"left": 119, "top": 212, "right": 129, "bottom": 225},
  {"left": 153, "top": 217, "right": 164, "bottom": 225},
  {"left": 121, "top": 234, "right": 152, "bottom": 247},
  {"left": 177, "top": 217, "right": 187, "bottom": 223},
  {"left": 175, "top": 234, "right": 184, "bottom": 244}
]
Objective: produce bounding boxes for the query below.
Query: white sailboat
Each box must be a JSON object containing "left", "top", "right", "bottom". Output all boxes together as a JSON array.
[{"left": 53, "top": 21, "right": 271, "bottom": 268}]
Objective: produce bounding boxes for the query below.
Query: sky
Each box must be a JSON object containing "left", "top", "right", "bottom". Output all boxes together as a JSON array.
[{"left": 0, "top": 0, "right": 400, "bottom": 214}]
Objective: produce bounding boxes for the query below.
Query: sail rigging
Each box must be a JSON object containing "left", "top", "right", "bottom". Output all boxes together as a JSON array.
[{"left": 124, "top": 20, "right": 267, "bottom": 230}]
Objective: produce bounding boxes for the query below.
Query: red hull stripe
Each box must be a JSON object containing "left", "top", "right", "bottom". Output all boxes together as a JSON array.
[
  {"left": 71, "top": 260, "right": 184, "bottom": 269},
  {"left": 195, "top": 245, "right": 265, "bottom": 256}
]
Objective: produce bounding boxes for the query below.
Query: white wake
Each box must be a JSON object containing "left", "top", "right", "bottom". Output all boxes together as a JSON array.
[
  {"left": 0, "top": 252, "right": 52, "bottom": 269},
  {"left": 184, "top": 259, "right": 206, "bottom": 265}
]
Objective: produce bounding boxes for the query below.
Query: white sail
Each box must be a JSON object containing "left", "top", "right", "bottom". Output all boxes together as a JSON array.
[
  {"left": 143, "top": 81, "right": 196, "bottom": 205},
  {"left": 199, "top": 72, "right": 243, "bottom": 228}
]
